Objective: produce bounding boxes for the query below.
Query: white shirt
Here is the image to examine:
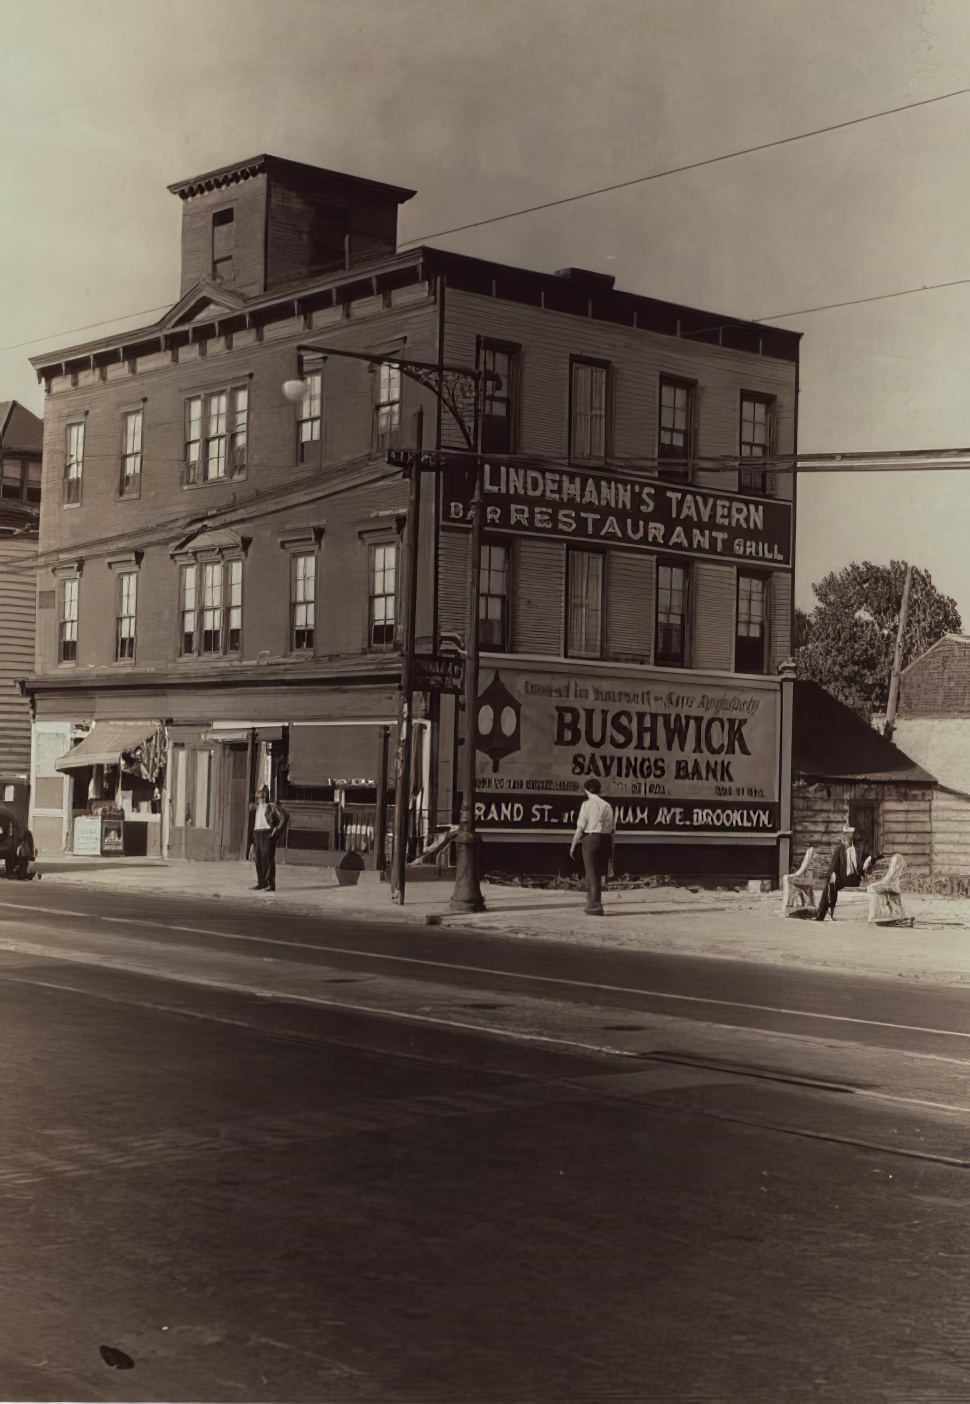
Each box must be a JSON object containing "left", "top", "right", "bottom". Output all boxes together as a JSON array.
[
  {"left": 573, "top": 793, "right": 615, "bottom": 840},
  {"left": 254, "top": 803, "right": 273, "bottom": 832},
  {"left": 846, "top": 844, "right": 857, "bottom": 876}
]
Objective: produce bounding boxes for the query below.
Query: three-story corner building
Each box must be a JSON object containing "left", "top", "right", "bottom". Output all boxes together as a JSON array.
[
  {"left": 0, "top": 401, "right": 42, "bottom": 820},
  {"left": 24, "top": 153, "right": 800, "bottom": 882}
]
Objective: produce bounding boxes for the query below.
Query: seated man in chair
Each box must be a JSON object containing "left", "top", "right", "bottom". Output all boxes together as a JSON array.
[{"left": 815, "top": 822, "right": 872, "bottom": 921}]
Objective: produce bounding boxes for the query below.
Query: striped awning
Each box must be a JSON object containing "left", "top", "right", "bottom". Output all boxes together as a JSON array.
[{"left": 55, "top": 722, "right": 160, "bottom": 773}]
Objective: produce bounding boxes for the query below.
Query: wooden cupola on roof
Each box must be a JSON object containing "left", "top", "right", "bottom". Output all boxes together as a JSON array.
[{"left": 168, "top": 154, "right": 416, "bottom": 299}]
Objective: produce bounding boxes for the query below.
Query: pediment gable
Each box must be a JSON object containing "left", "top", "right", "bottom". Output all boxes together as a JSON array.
[
  {"left": 171, "top": 525, "right": 250, "bottom": 560},
  {"left": 160, "top": 281, "right": 248, "bottom": 329}
]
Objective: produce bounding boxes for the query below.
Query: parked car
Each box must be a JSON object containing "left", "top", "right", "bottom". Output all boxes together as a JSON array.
[{"left": 0, "top": 804, "right": 24, "bottom": 875}]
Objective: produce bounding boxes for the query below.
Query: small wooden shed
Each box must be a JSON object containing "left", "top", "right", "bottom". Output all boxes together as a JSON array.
[{"left": 792, "top": 680, "right": 937, "bottom": 873}]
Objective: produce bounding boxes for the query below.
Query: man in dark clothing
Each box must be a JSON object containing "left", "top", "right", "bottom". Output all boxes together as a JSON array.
[
  {"left": 249, "top": 785, "right": 288, "bottom": 892},
  {"left": 815, "top": 823, "right": 872, "bottom": 921},
  {"left": 12, "top": 829, "right": 38, "bottom": 881}
]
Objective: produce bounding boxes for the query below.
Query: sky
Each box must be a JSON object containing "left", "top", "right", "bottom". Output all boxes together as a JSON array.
[{"left": 2, "top": 0, "right": 969, "bottom": 619}]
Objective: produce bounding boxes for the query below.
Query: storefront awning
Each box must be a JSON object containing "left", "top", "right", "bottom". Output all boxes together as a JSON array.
[
  {"left": 55, "top": 722, "right": 161, "bottom": 773},
  {"left": 288, "top": 723, "right": 396, "bottom": 787}
]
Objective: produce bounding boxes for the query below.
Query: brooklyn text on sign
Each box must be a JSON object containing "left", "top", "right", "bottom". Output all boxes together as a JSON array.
[
  {"left": 474, "top": 664, "right": 782, "bottom": 835},
  {"left": 443, "top": 461, "right": 792, "bottom": 567}
]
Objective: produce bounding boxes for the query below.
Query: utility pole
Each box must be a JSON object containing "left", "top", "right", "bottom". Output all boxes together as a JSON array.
[
  {"left": 449, "top": 407, "right": 487, "bottom": 913},
  {"left": 289, "top": 343, "right": 498, "bottom": 906},
  {"left": 884, "top": 562, "right": 913, "bottom": 741}
]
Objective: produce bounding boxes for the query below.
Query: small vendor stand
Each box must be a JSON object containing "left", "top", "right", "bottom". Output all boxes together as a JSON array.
[{"left": 55, "top": 722, "right": 166, "bottom": 857}]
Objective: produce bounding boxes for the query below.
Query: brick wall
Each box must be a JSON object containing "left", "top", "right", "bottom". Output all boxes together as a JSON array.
[
  {"left": 898, "top": 637, "right": 970, "bottom": 717},
  {"left": 35, "top": 296, "right": 439, "bottom": 678}
]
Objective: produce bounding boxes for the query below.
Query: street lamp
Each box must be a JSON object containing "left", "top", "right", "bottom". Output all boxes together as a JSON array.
[{"left": 285, "top": 344, "right": 497, "bottom": 911}]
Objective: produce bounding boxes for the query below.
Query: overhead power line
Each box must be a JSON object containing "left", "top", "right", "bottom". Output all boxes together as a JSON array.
[
  {"left": 758, "top": 275, "right": 970, "bottom": 322},
  {"left": 400, "top": 84, "right": 970, "bottom": 246},
  {"left": 0, "top": 304, "right": 172, "bottom": 356},
  {"left": 4, "top": 81, "right": 970, "bottom": 359}
]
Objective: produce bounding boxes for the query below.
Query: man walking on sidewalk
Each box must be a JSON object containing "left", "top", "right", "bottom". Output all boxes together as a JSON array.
[
  {"left": 250, "top": 785, "right": 288, "bottom": 892},
  {"left": 569, "top": 779, "right": 614, "bottom": 916}
]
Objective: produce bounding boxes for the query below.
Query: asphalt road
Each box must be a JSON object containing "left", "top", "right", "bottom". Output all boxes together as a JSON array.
[{"left": 1, "top": 884, "right": 970, "bottom": 1401}]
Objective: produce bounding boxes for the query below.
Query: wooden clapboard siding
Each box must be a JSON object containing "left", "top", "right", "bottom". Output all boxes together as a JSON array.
[
  {"left": 606, "top": 551, "right": 654, "bottom": 663},
  {"left": 691, "top": 562, "right": 735, "bottom": 671},
  {"left": 882, "top": 797, "right": 932, "bottom": 872},
  {"left": 442, "top": 289, "right": 798, "bottom": 475},
  {"left": 0, "top": 538, "right": 37, "bottom": 777},
  {"left": 514, "top": 540, "right": 565, "bottom": 654},
  {"left": 793, "top": 780, "right": 935, "bottom": 877},
  {"left": 930, "top": 789, "right": 970, "bottom": 873}
]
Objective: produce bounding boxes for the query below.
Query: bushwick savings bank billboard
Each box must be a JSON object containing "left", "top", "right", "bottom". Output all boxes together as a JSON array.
[{"left": 474, "top": 663, "right": 782, "bottom": 838}]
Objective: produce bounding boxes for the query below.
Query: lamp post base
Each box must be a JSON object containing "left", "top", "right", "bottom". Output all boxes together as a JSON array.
[{"left": 449, "top": 826, "right": 486, "bottom": 912}]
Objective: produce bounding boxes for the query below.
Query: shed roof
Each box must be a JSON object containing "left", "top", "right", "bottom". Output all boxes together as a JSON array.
[
  {"left": 793, "top": 679, "right": 935, "bottom": 784},
  {"left": 0, "top": 402, "right": 42, "bottom": 455}
]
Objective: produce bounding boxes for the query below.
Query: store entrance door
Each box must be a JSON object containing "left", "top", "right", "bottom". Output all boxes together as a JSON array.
[{"left": 221, "top": 744, "right": 249, "bottom": 859}]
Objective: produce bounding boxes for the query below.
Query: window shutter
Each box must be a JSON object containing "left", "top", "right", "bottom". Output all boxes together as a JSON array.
[
  {"left": 769, "top": 572, "right": 791, "bottom": 671},
  {"left": 438, "top": 529, "right": 468, "bottom": 642},
  {"left": 606, "top": 552, "right": 654, "bottom": 662},
  {"left": 692, "top": 562, "right": 736, "bottom": 671},
  {"left": 514, "top": 540, "right": 566, "bottom": 654}
]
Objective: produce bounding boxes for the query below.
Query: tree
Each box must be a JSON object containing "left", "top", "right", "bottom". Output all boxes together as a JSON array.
[{"left": 795, "top": 560, "right": 962, "bottom": 719}]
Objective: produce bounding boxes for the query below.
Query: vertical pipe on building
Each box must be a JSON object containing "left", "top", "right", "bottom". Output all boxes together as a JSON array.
[
  {"left": 374, "top": 725, "right": 390, "bottom": 873},
  {"left": 449, "top": 386, "right": 487, "bottom": 913},
  {"left": 390, "top": 413, "right": 424, "bottom": 904},
  {"left": 425, "top": 276, "right": 447, "bottom": 839},
  {"left": 777, "top": 659, "right": 796, "bottom": 888}
]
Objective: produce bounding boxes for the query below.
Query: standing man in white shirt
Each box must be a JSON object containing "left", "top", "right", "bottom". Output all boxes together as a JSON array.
[
  {"left": 249, "top": 784, "right": 288, "bottom": 892},
  {"left": 569, "top": 778, "right": 615, "bottom": 916}
]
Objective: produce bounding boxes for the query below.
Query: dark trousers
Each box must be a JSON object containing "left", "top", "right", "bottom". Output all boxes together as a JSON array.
[
  {"left": 816, "top": 871, "right": 861, "bottom": 919},
  {"left": 12, "top": 857, "right": 34, "bottom": 880},
  {"left": 581, "top": 833, "right": 612, "bottom": 913},
  {"left": 253, "top": 831, "right": 277, "bottom": 890}
]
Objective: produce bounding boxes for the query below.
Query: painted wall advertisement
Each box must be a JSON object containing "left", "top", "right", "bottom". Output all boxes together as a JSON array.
[
  {"left": 475, "top": 665, "right": 781, "bottom": 835},
  {"left": 444, "top": 460, "right": 792, "bottom": 566}
]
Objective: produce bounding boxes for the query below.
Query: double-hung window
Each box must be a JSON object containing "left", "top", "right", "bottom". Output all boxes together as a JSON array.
[
  {"left": 373, "top": 364, "right": 401, "bottom": 454},
  {"left": 64, "top": 422, "right": 84, "bottom": 504},
  {"left": 569, "top": 359, "right": 609, "bottom": 462},
  {"left": 657, "top": 376, "right": 695, "bottom": 482},
  {"left": 184, "top": 386, "right": 248, "bottom": 485},
  {"left": 368, "top": 543, "right": 397, "bottom": 648},
  {"left": 298, "top": 371, "right": 322, "bottom": 464},
  {"left": 566, "top": 549, "right": 604, "bottom": 658},
  {"left": 179, "top": 560, "right": 242, "bottom": 656},
  {"left": 656, "top": 561, "right": 689, "bottom": 667},
  {"left": 291, "top": 553, "right": 316, "bottom": 651},
  {"left": 116, "top": 573, "right": 137, "bottom": 661},
  {"left": 479, "top": 543, "right": 510, "bottom": 650},
  {"left": 212, "top": 208, "right": 235, "bottom": 282},
  {"left": 739, "top": 392, "right": 775, "bottom": 495},
  {"left": 120, "top": 410, "right": 143, "bottom": 497},
  {"left": 480, "top": 341, "right": 519, "bottom": 454},
  {"left": 59, "top": 577, "right": 79, "bottom": 663},
  {"left": 736, "top": 572, "right": 768, "bottom": 673}
]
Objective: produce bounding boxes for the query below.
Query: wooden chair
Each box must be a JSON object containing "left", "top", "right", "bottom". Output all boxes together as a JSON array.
[
  {"left": 782, "top": 847, "right": 817, "bottom": 917},
  {"left": 867, "top": 854, "right": 914, "bottom": 927}
]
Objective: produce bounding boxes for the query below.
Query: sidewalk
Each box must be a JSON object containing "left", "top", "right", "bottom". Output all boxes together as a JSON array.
[{"left": 16, "top": 852, "right": 970, "bottom": 989}]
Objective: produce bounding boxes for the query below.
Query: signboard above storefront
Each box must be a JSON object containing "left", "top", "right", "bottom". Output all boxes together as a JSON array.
[
  {"left": 473, "top": 663, "right": 782, "bottom": 837},
  {"left": 413, "top": 653, "right": 465, "bottom": 695},
  {"left": 442, "top": 460, "right": 792, "bottom": 568}
]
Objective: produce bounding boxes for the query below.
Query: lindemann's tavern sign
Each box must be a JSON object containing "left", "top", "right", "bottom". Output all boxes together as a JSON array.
[{"left": 443, "top": 460, "right": 793, "bottom": 568}]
